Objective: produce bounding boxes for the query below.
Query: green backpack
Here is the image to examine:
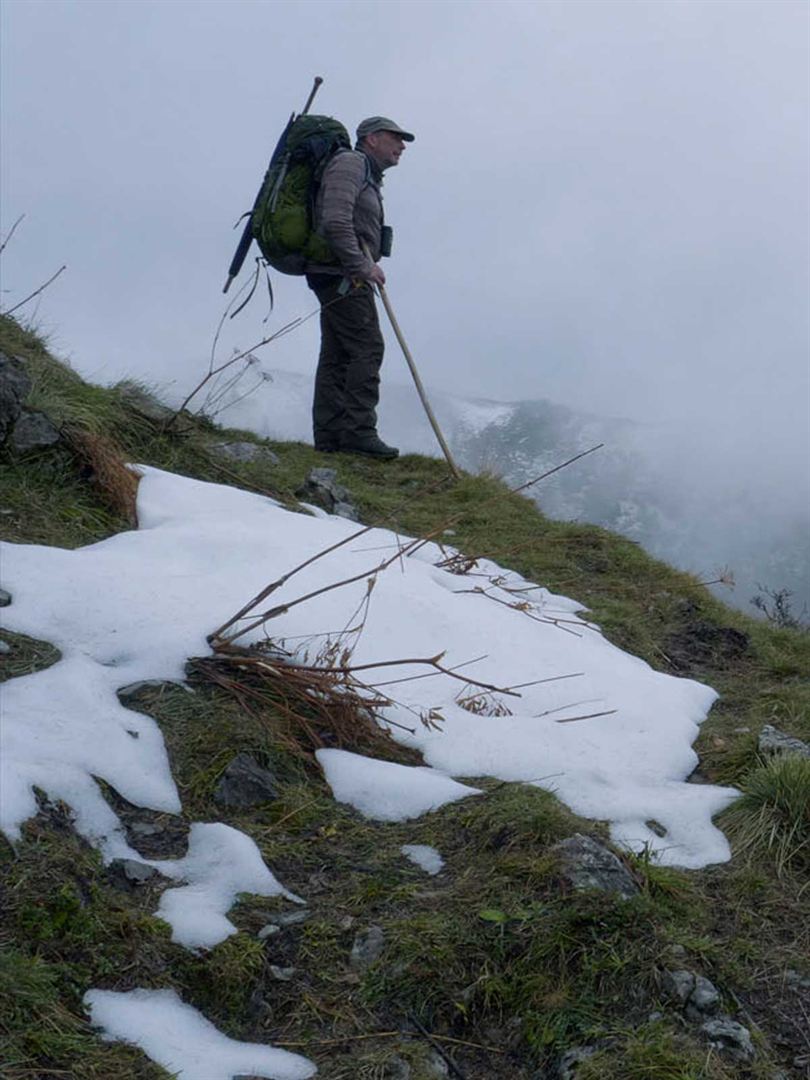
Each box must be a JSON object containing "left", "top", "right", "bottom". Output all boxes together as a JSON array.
[{"left": 251, "top": 114, "right": 351, "bottom": 275}]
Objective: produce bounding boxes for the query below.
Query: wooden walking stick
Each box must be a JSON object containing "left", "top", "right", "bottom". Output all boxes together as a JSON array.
[{"left": 363, "top": 245, "right": 461, "bottom": 478}]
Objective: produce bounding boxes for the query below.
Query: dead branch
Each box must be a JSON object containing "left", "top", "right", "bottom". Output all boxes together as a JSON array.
[
  {"left": 554, "top": 708, "right": 617, "bottom": 724},
  {"left": 0, "top": 213, "right": 25, "bottom": 256},
  {"left": 5, "top": 264, "right": 66, "bottom": 316}
]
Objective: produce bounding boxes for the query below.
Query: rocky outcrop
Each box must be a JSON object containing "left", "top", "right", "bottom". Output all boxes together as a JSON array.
[
  {"left": 296, "top": 467, "right": 360, "bottom": 521},
  {"left": 758, "top": 724, "right": 810, "bottom": 759},
  {"left": 553, "top": 833, "right": 640, "bottom": 899}
]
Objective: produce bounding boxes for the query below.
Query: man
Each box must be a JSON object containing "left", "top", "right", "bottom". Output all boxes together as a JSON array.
[{"left": 305, "top": 116, "right": 414, "bottom": 459}]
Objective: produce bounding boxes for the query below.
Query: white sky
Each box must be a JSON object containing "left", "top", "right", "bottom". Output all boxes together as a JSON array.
[{"left": 1, "top": 0, "right": 808, "bottom": 535}]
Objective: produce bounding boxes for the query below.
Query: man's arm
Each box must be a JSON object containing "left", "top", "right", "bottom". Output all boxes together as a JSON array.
[{"left": 318, "top": 152, "right": 378, "bottom": 280}]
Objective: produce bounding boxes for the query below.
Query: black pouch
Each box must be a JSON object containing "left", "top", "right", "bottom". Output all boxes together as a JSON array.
[{"left": 380, "top": 225, "right": 393, "bottom": 258}]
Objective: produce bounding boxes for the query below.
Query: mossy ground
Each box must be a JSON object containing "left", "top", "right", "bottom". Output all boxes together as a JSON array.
[{"left": 1, "top": 314, "right": 808, "bottom": 1078}]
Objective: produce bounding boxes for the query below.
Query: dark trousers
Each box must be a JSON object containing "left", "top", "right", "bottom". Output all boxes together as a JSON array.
[{"left": 308, "top": 276, "right": 384, "bottom": 447}]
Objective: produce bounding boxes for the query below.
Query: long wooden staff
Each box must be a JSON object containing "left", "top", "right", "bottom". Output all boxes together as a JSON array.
[{"left": 363, "top": 244, "right": 461, "bottom": 478}]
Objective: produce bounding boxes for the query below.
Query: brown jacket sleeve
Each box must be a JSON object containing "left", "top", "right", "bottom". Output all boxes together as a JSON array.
[{"left": 315, "top": 151, "right": 382, "bottom": 279}]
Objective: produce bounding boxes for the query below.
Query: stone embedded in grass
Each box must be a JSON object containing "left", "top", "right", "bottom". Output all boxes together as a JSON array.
[
  {"left": 0, "top": 639, "right": 10, "bottom": 654},
  {"left": 0, "top": 589, "right": 11, "bottom": 607},
  {"left": 553, "top": 833, "right": 640, "bottom": 899},
  {"left": 700, "top": 1018, "right": 754, "bottom": 1062},
  {"left": 108, "top": 857, "right": 164, "bottom": 889},
  {"left": 208, "top": 441, "right": 280, "bottom": 465},
  {"left": 12, "top": 411, "right": 61, "bottom": 452},
  {"left": 295, "top": 468, "right": 360, "bottom": 521},
  {"left": 350, "top": 925, "right": 385, "bottom": 970},
  {"left": 662, "top": 969, "right": 721, "bottom": 1020},
  {"left": 0, "top": 352, "right": 32, "bottom": 442},
  {"left": 758, "top": 724, "right": 810, "bottom": 760},
  {"left": 213, "top": 752, "right": 278, "bottom": 809}
]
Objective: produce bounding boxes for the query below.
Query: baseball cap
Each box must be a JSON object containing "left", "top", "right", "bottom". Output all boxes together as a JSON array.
[{"left": 356, "top": 116, "right": 415, "bottom": 143}]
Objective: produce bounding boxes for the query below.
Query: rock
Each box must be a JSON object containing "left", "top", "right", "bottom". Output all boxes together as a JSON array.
[
  {"left": 350, "top": 925, "right": 385, "bottom": 970},
  {"left": 0, "top": 639, "right": 11, "bottom": 655},
  {"left": 208, "top": 440, "right": 279, "bottom": 465},
  {"left": 0, "top": 589, "right": 11, "bottom": 607},
  {"left": 117, "top": 383, "right": 175, "bottom": 423},
  {"left": 333, "top": 499, "right": 361, "bottom": 522},
  {"left": 383, "top": 1056, "right": 411, "bottom": 1080},
  {"left": 108, "top": 858, "right": 161, "bottom": 888},
  {"left": 662, "top": 969, "right": 695, "bottom": 1005},
  {"left": 557, "top": 1045, "right": 598, "bottom": 1078},
  {"left": 213, "top": 752, "right": 277, "bottom": 809},
  {"left": 117, "top": 679, "right": 177, "bottom": 703},
  {"left": 268, "top": 965, "right": 296, "bottom": 981},
  {"left": 264, "top": 909, "right": 310, "bottom": 928},
  {"left": 785, "top": 969, "right": 810, "bottom": 990},
  {"left": 0, "top": 353, "right": 32, "bottom": 443},
  {"left": 553, "top": 834, "right": 640, "bottom": 899},
  {"left": 296, "top": 467, "right": 360, "bottom": 520},
  {"left": 700, "top": 1018, "right": 754, "bottom": 1062},
  {"left": 424, "top": 1050, "right": 449, "bottom": 1077},
  {"left": 12, "top": 411, "right": 60, "bottom": 452},
  {"left": 758, "top": 725, "right": 810, "bottom": 759},
  {"left": 687, "top": 974, "right": 721, "bottom": 1019},
  {"left": 257, "top": 924, "right": 281, "bottom": 941},
  {"left": 663, "top": 969, "right": 721, "bottom": 1020},
  {"left": 129, "top": 821, "right": 163, "bottom": 838}
]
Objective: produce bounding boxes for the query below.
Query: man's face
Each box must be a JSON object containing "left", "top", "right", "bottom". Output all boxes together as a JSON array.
[{"left": 364, "top": 129, "right": 406, "bottom": 170}]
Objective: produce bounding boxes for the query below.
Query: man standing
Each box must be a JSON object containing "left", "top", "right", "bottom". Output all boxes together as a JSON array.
[{"left": 305, "top": 116, "right": 414, "bottom": 459}]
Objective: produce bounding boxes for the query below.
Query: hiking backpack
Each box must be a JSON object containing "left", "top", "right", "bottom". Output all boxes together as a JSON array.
[{"left": 251, "top": 114, "right": 351, "bottom": 275}]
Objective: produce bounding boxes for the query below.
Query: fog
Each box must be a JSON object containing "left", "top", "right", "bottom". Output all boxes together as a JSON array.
[{"left": 2, "top": 0, "right": 808, "bottom": 589}]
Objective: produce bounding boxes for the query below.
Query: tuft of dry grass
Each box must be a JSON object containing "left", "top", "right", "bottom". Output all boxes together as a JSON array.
[
  {"left": 64, "top": 427, "right": 140, "bottom": 526},
  {"left": 188, "top": 647, "right": 424, "bottom": 766}
]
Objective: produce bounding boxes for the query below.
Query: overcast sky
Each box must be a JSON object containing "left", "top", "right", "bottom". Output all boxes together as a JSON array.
[{"left": 2, "top": 0, "right": 808, "bottom": 498}]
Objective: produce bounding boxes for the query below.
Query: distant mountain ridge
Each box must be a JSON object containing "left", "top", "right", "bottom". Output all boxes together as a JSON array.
[{"left": 216, "top": 368, "right": 810, "bottom": 619}]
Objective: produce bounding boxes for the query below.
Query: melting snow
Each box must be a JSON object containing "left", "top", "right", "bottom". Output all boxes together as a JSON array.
[
  {"left": 401, "top": 844, "right": 445, "bottom": 875},
  {"left": 2, "top": 462, "right": 741, "bottom": 1072},
  {"left": 84, "top": 988, "right": 315, "bottom": 1079}
]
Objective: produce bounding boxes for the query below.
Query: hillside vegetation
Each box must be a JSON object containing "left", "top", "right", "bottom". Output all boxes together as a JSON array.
[{"left": 1, "top": 312, "right": 808, "bottom": 1080}]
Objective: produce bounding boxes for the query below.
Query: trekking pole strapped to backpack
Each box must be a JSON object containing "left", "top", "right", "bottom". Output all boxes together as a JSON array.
[{"left": 222, "top": 75, "right": 325, "bottom": 294}]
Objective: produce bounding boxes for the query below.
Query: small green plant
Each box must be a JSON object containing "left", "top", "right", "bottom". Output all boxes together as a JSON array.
[{"left": 721, "top": 754, "right": 810, "bottom": 875}]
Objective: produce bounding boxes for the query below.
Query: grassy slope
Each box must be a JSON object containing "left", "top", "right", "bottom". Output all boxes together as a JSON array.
[{"left": 1, "top": 313, "right": 808, "bottom": 1080}]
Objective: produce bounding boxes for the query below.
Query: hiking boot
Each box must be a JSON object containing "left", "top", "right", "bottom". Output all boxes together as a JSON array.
[
  {"left": 314, "top": 442, "right": 339, "bottom": 453},
  {"left": 340, "top": 435, "right": 399, "bottom": 460}
]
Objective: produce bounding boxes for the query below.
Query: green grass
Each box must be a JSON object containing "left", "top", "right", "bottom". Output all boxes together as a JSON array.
[{"left": 2, "top": 311, "right": 810, "bottom": 1077}]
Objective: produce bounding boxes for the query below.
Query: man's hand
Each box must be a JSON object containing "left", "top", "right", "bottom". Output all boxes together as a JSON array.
[{"left": 368, "top": 263, "right": 386, "bottom": 287}]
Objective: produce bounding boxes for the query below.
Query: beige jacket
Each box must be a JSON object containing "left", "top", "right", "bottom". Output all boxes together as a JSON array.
[{"left": 308, "top": 149, "right": 383, "bottom": 279}]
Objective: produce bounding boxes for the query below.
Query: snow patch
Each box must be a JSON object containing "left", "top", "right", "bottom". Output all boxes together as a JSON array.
[{"left": 85, "top": 987, "right": 315, "bottom": 1079}]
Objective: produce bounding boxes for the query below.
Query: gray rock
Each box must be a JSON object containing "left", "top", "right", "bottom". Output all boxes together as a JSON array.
[
  {"left": 263, "top": 909, "right": 310, "bottom": 928},
  {"left": 758, "top": 724, "right": 810, "bottom": 759},
  {"left": 0, "top": 353, "right": 32, "bottom": 442},
  {"left": 257, "top": 924, "right": 281, "bottom": 941},
  {"left": 296, "top": 467, "right": 360, "bottom": 519},
  {"left": 333, "top": 499, "right": 361, "bottom": 522},
  {"left": 687, "top": 974, "right": 721, "bottom": 1019},
  {"left": 662, "top": 969, "right": 696, "bottom": 1005},
  {"left": 117, "top": 679, "right": 177, "bottom": 703},
  {"left": 553, "top": 834, "right": 640, "bottom": 899},
  {"left": 700, "top": 1018, "right": 754, "bottom": 1062},
  {"left": 663, "top": 969, "right": 721, "bottom": 1020},
  {"left": 785, "top": 968, "right": 810, "bottom": 990},
  {"left": 383, "top": 1056, "right": 411, "bottom": 1080},
  {"left": 129, "top": 821, "right": 163, "bottom": 838},
  {"left": 117, "top": 383, "right": 175, "bottom": 423},
  {"left": 0, "top": 589, "right": 11, "bottom": 607},
  {"left": 12, "top": 411, "right": 60, "bottom": 452},
  {"left": 425, "top": 1050, "right": 449, "bottom": 1077},
  {"left": 557, "top": 1045, "right": 598, "bottom": 1079},
  {"left": 108, "top": 858, "right": 160, "bottom": 887},
  {"left": 0, "top": 639, "right": 11, "bottom": 655},
  {"left": 350, "top": 925, "right": 385, "bottom": 970},
  {"left": 208, "top": 440, "right": 279, "bottom": 465},
  {"left": 268, "top": 965, "right": 296, "bottom": 981},
  {"left": 213, "top": 752, "right": 277, "bottom": 809}
]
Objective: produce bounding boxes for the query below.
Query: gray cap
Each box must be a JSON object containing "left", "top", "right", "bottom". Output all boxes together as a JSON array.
[{"left": 356, "top": 116, "right": 415, "bottom": 143}]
